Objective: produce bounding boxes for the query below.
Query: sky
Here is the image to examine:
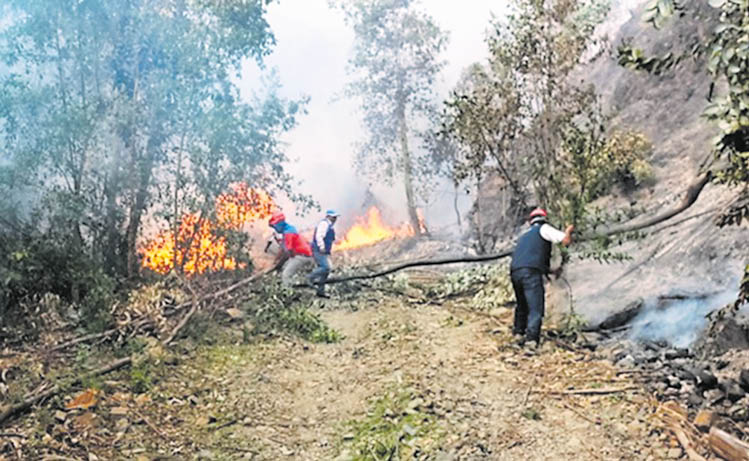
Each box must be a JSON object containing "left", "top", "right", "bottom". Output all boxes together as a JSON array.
[{"left": 239, "top": 0, "right": 506, "bottom": 232}]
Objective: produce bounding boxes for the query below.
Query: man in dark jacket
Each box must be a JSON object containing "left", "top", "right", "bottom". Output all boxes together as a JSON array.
[{"left": 510, "top": 208, "right": 574, "bottom": 348}]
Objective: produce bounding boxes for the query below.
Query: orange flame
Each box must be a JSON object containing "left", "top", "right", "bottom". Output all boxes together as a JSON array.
[
  {"left": 139, "top": 183, "right": 275, "bottom": 276},
  {"left": 335, "top": 207, "right": 414, "bottom": 251}
]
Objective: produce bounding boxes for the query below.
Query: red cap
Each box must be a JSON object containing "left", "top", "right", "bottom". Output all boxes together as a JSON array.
[
  {"left": 268, "top": 211, "right": 285, "bottom": 226},
  {"left": 529, "top": 208, "right": 547, "bottom": 220}
]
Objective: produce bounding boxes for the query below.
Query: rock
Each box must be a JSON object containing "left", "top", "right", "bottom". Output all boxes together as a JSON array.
[
  {"left": 54, "top": 410, "right": 67, "bottom": 422},
  {"left": 674, "top": 368, "right": 696, "bottom": 383},
  {"left": 687, "top": 392, "right": 703, "bottom": 407},
  {"left": 693, "top": 410, "right": 716, "bottom": 431},
  {"left": 703, "top": 389, "right": 724, "bottom": 405},
  {"left": 616, "top": 355, "right": 636, "bottom": 368},
  {"left": 721, "top": 379, "right": 746, "bottom": 402},
  {"left": 694, "top": 368, "right": 718, "bottom": 390},
  {"left": 664, "top": 348, "right": 691, "bottom": 360},
  {"left": 739, "top": 369, "right": 749, "bottom": 391},
  {"left": 730, "top": 404, "right": 749, "bottom": 422},
  {"left": 666, "top": 376, "right": 682, "bottom": 389},
  {"left": 667, "top": 448, "right": 683, "bottom": 459}
]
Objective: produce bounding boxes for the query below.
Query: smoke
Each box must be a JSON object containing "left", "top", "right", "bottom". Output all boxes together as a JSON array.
[
  {"left": 238, "top": 0, "right": 502, "bottom": 236},
  {"left": 629, "top": 290, "right": 739, "bottom": 348}
]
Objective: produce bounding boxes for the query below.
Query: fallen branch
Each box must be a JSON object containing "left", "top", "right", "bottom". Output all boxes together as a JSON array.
[
  {"left": 46, "top": 319, "right": 153, "bottom": 354},
  {"left": 709, "top": 427, "right": 749, "bottom": 461},
  {"left": 552, "top": 386, "right": 638, "bottom": 396},
  {"left": 0, "top": 267, "right": 276, "bottom": 428},
  {"left": 673, "top": 425, "right": 707, "bottom": 461}
]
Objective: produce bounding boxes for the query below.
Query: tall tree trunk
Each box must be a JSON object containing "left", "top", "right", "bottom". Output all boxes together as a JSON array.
[
  {"left": 126, "top": 143, "right": 156, "bottom": 278},
  {"left": 398, "top": 108, "right": 423, "bottom": 236}
]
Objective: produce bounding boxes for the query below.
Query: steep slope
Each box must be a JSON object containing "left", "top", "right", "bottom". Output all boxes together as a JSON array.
[{"left": 553, "top": 0, "right": 749, "bottom": 327}]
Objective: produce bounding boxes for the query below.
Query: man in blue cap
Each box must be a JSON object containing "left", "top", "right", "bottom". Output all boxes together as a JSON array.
[{"left": 308, "top": 209, "right": 340, "bottom": 298}]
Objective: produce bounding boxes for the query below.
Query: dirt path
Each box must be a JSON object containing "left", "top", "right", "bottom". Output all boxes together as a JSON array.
[{"left": 187, "top": 300, "right": 667, "bottom": 460}]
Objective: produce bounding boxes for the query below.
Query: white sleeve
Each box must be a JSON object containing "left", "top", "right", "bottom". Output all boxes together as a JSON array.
[
  {"left": 315, "top": 220, "right": 329, "bottom": 249},
  {"left": 539, "top": 223, "right": 566, "bottom": 243}
]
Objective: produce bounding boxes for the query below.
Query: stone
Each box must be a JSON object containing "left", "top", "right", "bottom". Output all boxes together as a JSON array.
[
  {"left": 703, "top": 389, "right": 724, "bottom": 405},
  {"left": 740, "top": 369, "right": 749, "bottom": 392},
  {"left": 693, "top": 410, "right": 715, "bottom": 431},
  {"left": 694, "top": 368, "right": 718, "bottom": 390},
  {"left": 616, "top": 355, "right": 636, "bottom": 368},
  {"left": 667, "top": 376, "right": 682, "bottom": 389},
  {"left": 722, "top": 379, "right": 746, "bottom": 402},
  {"left": 664, "top": 348, "right": 691, "bottom": 360},
  {"left": 667, "top": 448, "right": 683, "bottom": 459}
]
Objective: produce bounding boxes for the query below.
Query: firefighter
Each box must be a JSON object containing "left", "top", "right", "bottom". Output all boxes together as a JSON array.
[
  {"left": 510, "top": 207, "right": 574, "bottom": 350},
  {"left": 308, "top": 209, "right": 339, "bottom": 298},
  {"left": 267, "top": 211, "right": 314, "bottom": 286}
]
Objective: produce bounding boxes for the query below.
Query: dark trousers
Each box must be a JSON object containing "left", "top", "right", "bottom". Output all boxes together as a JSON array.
[{"left": 510, "top": 267, "right": 545, "bottom": 344}]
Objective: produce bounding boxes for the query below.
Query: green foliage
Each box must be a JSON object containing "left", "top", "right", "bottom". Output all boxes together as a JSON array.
[
  {"left": 246, "top": 282, "right": 342, "bottom": 343},
  {"left": 277, "top": 306, "right": 342, "bottom": 344},
  {"left": 340, "top": 387, "right": 441, "bottom": 460},
  {"left": 425, "top": 264, "right": 513, "bottom": 311},
  {"left": 440, "top": 0, "right": 624, "bottom": 251},
  {"left": 0, "top": 0, "right": 305, "bottom": 286}
]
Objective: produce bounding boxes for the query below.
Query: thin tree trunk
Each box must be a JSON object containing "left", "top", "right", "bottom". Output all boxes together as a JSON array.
[
  {"left": 453, "top": 183, "right": 462, "bottom": 229},
  {"left": 398, "top": 109, "right": 422, "bottom": 236}
]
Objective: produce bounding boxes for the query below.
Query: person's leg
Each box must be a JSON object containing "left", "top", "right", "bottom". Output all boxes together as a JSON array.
[
  {"left": 314, "top": 254, "right": 331, "bottom": 295},
  {"left": 522, "top": 270, "right": 545, "bottom": 345},
  {"left": 281, "top": 256, "right": 306, "bottom": 286},
  {"left": 309, "top": 250, "right": 330, "bottom": 294},
  {"left": 511, "top": 271, "right": 529, "bottom": 337}
]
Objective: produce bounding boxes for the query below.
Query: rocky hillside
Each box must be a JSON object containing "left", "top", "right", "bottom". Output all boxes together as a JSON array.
[{"left": 552, "top": 0, "right": 749, "bottom": 327}]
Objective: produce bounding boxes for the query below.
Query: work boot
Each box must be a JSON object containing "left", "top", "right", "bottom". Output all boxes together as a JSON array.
[{"left": 522, "top": 341, "right": 538, "bottom": 356}]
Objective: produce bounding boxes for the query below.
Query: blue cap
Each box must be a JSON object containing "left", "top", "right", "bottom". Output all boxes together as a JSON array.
[{"left": 325, "top": 209, "right": 340, "bottom": 217}]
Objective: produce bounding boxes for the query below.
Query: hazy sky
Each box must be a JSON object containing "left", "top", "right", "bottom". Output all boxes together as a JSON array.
[{"left": 240, "top": 0, "right": 506, "bottom": 230}]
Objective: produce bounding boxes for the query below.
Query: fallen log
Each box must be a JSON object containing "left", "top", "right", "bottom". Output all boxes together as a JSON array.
[{"left": 709, "top": 427, "right": 749, "bottom": 461}]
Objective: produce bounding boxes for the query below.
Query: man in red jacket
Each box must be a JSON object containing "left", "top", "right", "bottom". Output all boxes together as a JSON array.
[{"left": 267, "top": 211, "right": 314, "bottom": 286}]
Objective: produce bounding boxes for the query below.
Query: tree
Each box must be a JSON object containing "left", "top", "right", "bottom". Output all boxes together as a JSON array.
[
  {"left": 441, "top": 0, "right": 633, "bottom": 251},
  {"left": 0, "top": 0, "right": 304, "bottom": 321},
  {"left": 338, "top": 0, "right": 448, "bottom": 235}
]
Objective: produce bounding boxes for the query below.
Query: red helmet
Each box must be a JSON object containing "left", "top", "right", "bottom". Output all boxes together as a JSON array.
[
  {"left": 268, "top": 211, "right": 285, "bottom": 226},
  {"left": 529, "top": 208, "right": 547, "bottom": 221}
]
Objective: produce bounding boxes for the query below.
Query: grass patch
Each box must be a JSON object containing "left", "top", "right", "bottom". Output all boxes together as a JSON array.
[{"left": 339, "top": 387, "right": 443, "bottom": 460}]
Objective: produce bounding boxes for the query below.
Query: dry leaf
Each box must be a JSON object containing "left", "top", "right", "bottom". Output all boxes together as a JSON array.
[{"left": 66, "top": 388, "right": 100, "bottom": 410}]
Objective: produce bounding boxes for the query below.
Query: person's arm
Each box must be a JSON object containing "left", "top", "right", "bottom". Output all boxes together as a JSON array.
[{"left": 539, "top": 223, "right": 574, "bottom": 246}]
